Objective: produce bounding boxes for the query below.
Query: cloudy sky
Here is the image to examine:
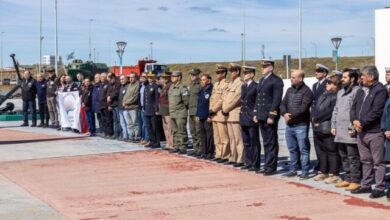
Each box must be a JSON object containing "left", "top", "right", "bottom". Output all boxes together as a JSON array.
[{"left": 0, "top": 0, "right": 388, "bottom": 67}]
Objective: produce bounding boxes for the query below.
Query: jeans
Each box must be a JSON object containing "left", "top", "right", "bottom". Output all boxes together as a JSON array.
[
  {"left": 85, "top": 110, "right": 96, "bottom": 133},
  {"left": 124, "top": 109, "right": 139, "bottom": 139},
  {"left": 112, "top": 107, "right": 121, "bottom": 138},
  {"left": 285, "top": 124, "right": 310, "bottom": 174},
  {"left": 119, "top": 110, "right": 129, "bottom": 139},
  {"left": 139, "top": 109, "right": 149, "bottom": 141},
  {"left": 23, "top": 100, "right": 37, "bottom": 124}
]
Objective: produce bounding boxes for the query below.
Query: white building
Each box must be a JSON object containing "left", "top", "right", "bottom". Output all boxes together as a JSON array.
[{"left": 42, "top": 55, "right": 62, "bottom": 66}]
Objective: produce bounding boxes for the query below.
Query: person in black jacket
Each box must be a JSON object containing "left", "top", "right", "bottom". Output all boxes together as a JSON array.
[
  {"left": 35, "top": 73, "right": 50, "bottom": 127},
  {"left": 197, "top": 74, "right": 214, "bottom": 159},
  {"left": 99, "top": 73, "right": 113, "bottom": 137},
  {"left": 64, "top": 75, "right": 79, "bottom": 92},
  {"left": 312, "top": 64, "right": 329, "bottom": 173},
  {"left": 350, "top": 65, "right": 388, "bottom": 199},
  {"left": 312, "top": 75, "right": 341, "bottom": 184},
  {"left": 21, "top": 71, "right": 37, "bottom": 127},
  {"left": 46, "top": 68, "right": 59, "bottom": 128},
  {"left": 280, "top": 69, "right": 313, "bottom": 180},
  {"left": 240, "top": 66, "right": 260, "bottom": 171},
  {"left": 253, "top": 59, "right": 284, "bottom": 175},
  {"left": 144, "top": 72, "right": 161, "bottom": 148},
  {"left": 81, "top": 78, "right": 95, "bottom": 136},
  {"left": 107, "top": 73, "right": 121, "bottom": 139}
]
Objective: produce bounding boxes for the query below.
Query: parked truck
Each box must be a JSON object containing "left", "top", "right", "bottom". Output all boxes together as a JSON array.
[{"left": 112, "top": 58, "right": 169, "bottom": 77}]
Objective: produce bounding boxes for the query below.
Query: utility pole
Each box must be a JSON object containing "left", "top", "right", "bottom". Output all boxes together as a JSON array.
[
  {"left": 55, "top": 0, "right": 59, "bottom": 76},
  {"left": 298, "top": 0, "right": 303, "bottom": 70},
  {"left": 150, "top": 42, "right": 153, "bottom": 60},
  {"left": 39, "top": 0, "right": 43, "bottom": 74},
  {"left": 261, "top": 44, "right": 265, "bottom": 59}
]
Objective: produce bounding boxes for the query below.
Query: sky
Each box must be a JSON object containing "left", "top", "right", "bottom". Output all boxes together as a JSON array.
[{"left": 0, "top": 0, "right": 388, "bottom": 67}]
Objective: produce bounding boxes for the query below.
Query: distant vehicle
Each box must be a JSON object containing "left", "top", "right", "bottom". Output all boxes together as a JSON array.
[
  {"left": 2, "top": 78, "right": 11, "bottom": 85},
  {"left": 112, "top": 58, "right": 169, "bottom": 77},
  {"left": 66, "top": 59, "right": 109, "bottom": 80}
]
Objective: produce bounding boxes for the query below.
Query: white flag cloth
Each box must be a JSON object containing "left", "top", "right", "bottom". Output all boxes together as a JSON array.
[{"left": 57, "top": 91, "right": 81, "bottom": 131}]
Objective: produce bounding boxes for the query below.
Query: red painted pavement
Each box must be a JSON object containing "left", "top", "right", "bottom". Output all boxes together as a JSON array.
[{"left": 0, "top": 150, "right": 389, "bottom": 220}]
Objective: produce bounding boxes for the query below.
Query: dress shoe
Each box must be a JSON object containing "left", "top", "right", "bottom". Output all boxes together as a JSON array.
[
  {"left": 20, "top": 123, "right": 28, "bottom": 127},
  {"left": 178, "top": 150, "right": 187, "bottom": 155},
  {"left": 256, "top": 169, "right": 265, "bottom": 174},
  {"left": 299, "top": 173, "right": 310, "bottom": 180},
  {"left": 150, "top": 145, "right": 161, "bottom": 149},
  {"left": 386, "top": 190, "right": 390, "bottom": 201},
  {"left": 282, "top": 171, "right": 297, "bottom": 178},
  {"left": 218, "top": 159, "right": 228, "bottom": 163},
  {"left": 351, "top": 187, "right": 372, "bottom": 194},
  {"left": 139, "top": 140, "right": 147, "bottom": 145},
  {"left": 37, "top": 123, "right": 44, "bottom": 127},
  {"left": 263, "top": 170, "right": 277, "bottom": 176},
  {"left": 144, "top": 143, "right": 153, "bottom": 148},
  {"left": 248, "top": 167, "right": 260, "bottom": 172},
  {"left": 212, "top": 158, "right": 221, "bottom": 162},
  {"left": 233, "top": 163, "right": 244, "bottom": 167},
  {"left": 205, "top": 154, "right": 214, "bottom": 160},
  {"left": 30, "top": 124, "right": 37, "bottom": 127},
  {"left": 143, "top": 141, "right": 151, "bottom": 146},
  {"left": 345, "top": 183, "right": 360, "bottom": 191},
  {"left": 241, "top": 165, "right": 250, "bottom": 170},
  {"left": 369, "top": 189, "right": 385, "bottom": 199},
  {"left": 187, "top": 151, "right": 196, "bottom": 156},
  {"left": 335, "top": 180, "right": 350, "bottom": 188},
  {"left": 170, "top": 149, "right": 180, "bottom": 153},
  {"left": 224, "top": 161, "right": 235, "bottom": 165}
]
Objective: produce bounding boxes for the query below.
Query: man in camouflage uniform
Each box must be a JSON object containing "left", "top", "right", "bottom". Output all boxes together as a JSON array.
[
  {"left": 168, "top": 71, "right": 190, "bottom": 154},
  {"left": 188, "top": 68, "right": 202, "bottom": 156}
]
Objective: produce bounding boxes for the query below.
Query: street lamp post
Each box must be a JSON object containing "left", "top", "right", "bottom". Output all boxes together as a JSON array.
[
  {"left": 331, "top": 37, "right": 342, "bottom": 71},
  {"left": 116, "top": 41, "right": 127, "bottom": 76},
  {"left": 89, "top": 19, "right": 94, "bottom": 61},
  {"left": 39, "top": 0, "right": 43, "bottom": 74}
]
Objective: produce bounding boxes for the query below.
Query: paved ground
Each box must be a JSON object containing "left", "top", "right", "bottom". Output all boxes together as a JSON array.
[{"left": 0, "top": 121, "right": 390, "bottom": 220}]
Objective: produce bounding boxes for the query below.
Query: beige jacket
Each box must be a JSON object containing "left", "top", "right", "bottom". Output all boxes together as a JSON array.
[
  {"left": 222, "top": 77, "right": 243, "bottom": 122},
  {"left": 210, "top": 79, "right": 229, "bottom": 122}
]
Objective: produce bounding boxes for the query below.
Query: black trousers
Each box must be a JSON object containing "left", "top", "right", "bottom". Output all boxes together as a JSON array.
[
  {"left": 101, "top": 108, "right": 113, "bottom": 136},
  {"left": 38, "top": 102, "right": 50, "bottom": 125},
  {"left": 315, "top": 132, "right": 340, "bottom": 175},
  {"left": 146, "top": 115, "right": 162, "bottom": 147},
  {"left": 312, "top": 126, "right": 321, "bottom": 171},
  {"left": 259, "top": 120, "right": 279, "bottom": 172},
  {"left": 338, "top": 143, "right": 361, "bottom": 183},
  {"left": 242, "top": 125, "right": 260, "bottom": 168},
  {"left": 199, "top": 119, "right": 214, "bottom": 155}
]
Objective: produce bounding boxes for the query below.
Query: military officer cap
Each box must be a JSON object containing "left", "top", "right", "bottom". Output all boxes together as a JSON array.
[
  {"left": 147, "top": 71, "right": 156, "bottom": 77},
  {"left": 189, "top": 68, "right": 202, "bottom": 75},
  {"left": 216, "top": 64, "right": 228, "bottom": 73},
  {"left": 242, "top": 65, "right": 256, "bottom": 73},
  {"left": 315, "top": 64, "right": 329, "bottom": 73},
  {"left": 161, "top": 71, "right": 172, "bottom": 78},
  {"left": 260, "top": 59, "right": 275, "bottom": 67},
  {"left": 172, "top": 71, "right": 182, "bottom": 77},
  {"left": 385, "top": 67, "right": 390, "bottom": 73},
  {"left": 229, "top": 63, "right": 241, "bottom": 72},
  {"left": 47, "top": 67, "right": 55, "bottom": 73},
  {"left": 332, "top": 70, "right": 342, "bottom": 77}
]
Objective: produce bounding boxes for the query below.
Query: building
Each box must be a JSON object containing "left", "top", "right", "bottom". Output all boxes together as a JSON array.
[
  {"left": 42, "top": 55, "right": 62, "bottom": 66},
  {"left": 375, "top": 7, "right": 390, "bottom": 83}
]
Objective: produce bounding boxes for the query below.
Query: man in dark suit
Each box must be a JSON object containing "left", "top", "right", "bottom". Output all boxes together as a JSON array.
[
  {"left": 240, "top": 66, "right": 260, "bottom": 171},
  {"left": 312, "top": 64, "right": 329, "bottom": 173},
  {"left": 253, "top": 59, "right": 284, "bottom": 176},
  {"left": 144, "top": 72, "right": 162, "bottom": 148}
]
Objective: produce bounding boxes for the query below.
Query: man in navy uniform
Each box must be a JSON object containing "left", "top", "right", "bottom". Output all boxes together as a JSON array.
[
  {"left": 144, "top": 72, "right": 162, "bottom": 148},
  {"left": 312, "top": 64, "right": 329, "bottom": 172},
  {"left": 253, "top": 59, "right": 284, "bottom": 175},
  {"left": 240, "top": 66, "right": 260, "bottom": 171}
]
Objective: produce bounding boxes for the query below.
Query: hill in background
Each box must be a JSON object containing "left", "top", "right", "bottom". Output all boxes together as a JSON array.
[{"left": 169, "top": 56, "right": 374, "bottom": 84}]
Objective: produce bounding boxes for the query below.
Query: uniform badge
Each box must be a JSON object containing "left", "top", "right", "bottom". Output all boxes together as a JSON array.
[
  {"left": 182, "top": 89, "right": 189, "bottom": 96},
  {"left": 205, "top": 94, "right": 210, "bottom": 99},
  {"left": 150, "top": 88, "right": 154, "bottom": 92},
  {"left": 122, "top": 89, "right": 126, "bottom": 94}
]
